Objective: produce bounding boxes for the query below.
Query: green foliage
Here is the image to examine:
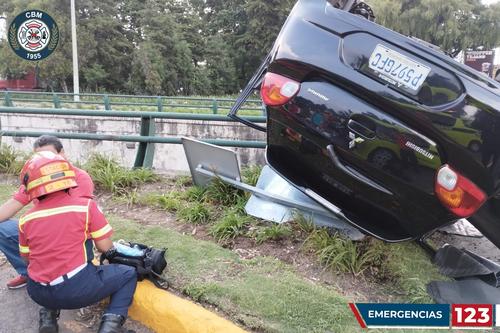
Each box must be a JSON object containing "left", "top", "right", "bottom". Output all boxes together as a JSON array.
[
  {"left": 156, "top": 194, "right": 182, "bottom": 212},
  {"left": 373, "top": 0, "right": 500, "bottom": 56},
  {"left": 175, "top": 175, "right": 193, "bottom": 187},
  {"left": 383, "top": 242, "right": 447, "bottom": 303},
  {"left": 182, "top": 283, "right": 221, "bottom": 302},
  {"left": 178, "top": 202, "right": 211, "bottom": 224},
  {"left": 182, "top": 186, "right": 207, "bottom": 203},
  {"left": 0, "top": 0, "right": 295, "bottom": 95},
  {"left": 109, "top": 215, "right": 357, "bottom": 333},
  {"left": 255, "top": 224, "right": 292, "bottom": 244},
  {"left": 0, "top": 144, "right": 26, "bottom": 175},
  {"left": 139, "top": 192, "right": 182, "bottom": 212},
  {"left": 304, "top": 230, "right": 387, "bottom": 276},
  {"left": 114, "top": 189, "right": 140, "bottom": 207},
  {"left": 241, "top": 165, "right": 263, "bottom": 187},
  {"left": 1, "top": 0, "right": 497, "bottom": 94},
  {"left": 203, "top": 177, "right": 245, "bottom": 206},
  {"left": 84, "top": 154, "right": 158, "bottom": 195},
  {"left": 209, "top": 211, "right": 251, "bottom": 243},
  {"left": 232, "top": 195, "right": 249, "bottom": 216},
  {"left": 292, "top": 210, "right": 316, "bottom": 234}
]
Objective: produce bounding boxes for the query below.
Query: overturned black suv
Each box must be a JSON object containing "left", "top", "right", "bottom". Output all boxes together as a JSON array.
[{"left": 231, "top": 0, "right": 500, "bottom": 247}]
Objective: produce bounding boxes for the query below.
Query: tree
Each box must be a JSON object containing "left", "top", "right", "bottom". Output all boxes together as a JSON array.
[
  {"left": 0, "top": 0, "right": 74, "bottom": 91},
  {"left": 372, "top": 0, "right": 500, "bottom": 56},
  {"left": 234, "top": 0, "right": 294, "bottom": 85},
  {"left": 77, "top": 0, "right": 135, "bottom": 92}
]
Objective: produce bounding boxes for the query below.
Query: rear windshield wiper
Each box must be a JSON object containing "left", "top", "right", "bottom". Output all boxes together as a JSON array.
[{"left": 228, "top": 53, "right": 272, "bottom": 132}]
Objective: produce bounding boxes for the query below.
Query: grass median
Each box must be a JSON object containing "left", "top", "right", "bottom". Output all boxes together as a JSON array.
[
  {"left": 0, "top": 172, "right": 448, "bottom": 333},
  {"left": 110, "top": 216, "right": 356, "bottom": 333}
]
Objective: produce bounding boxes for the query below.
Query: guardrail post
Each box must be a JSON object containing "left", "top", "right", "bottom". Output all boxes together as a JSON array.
[
  {"left": 156, "top": 97, "right": 163, "bottom": 112},
  {"left": 103, "top": 94, "right": 111, "bottom": 110},
  {"left": 212, "top": 99, "right": 218, "bottom": 114},
  {"left": 4, "top": 91, "right": 13, "bottom": 107},
  {"left": 53, "top": 93, "right": 61, "bottom": 108},
  {"left": 134, "top": 116, "right": 156, "bottom": 169}
]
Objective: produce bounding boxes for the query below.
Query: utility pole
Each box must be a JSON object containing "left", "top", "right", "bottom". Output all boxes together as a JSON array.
[{"left": 70, "top": 0, "right": 80, "bottom": 102}]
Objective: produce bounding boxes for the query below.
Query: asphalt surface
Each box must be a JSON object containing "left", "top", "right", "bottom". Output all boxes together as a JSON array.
[{"left": 0, "top": 258, "right": 152, "bottom": 333}]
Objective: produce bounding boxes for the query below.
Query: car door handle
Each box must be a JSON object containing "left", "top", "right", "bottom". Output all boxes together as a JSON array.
[
  {"left": 326, "top": 145, "right": 392, "bottom": 195},
  {"left": 347, "top": 119, "right": 376, "bottom": 139}
]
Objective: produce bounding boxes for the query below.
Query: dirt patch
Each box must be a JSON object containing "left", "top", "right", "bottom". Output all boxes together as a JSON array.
[
  {"left": 99, "top": 186, "right": 397, "bottom": 303},
  {"left": 429, "top": 231, "right": 500, "bottom": 262}
]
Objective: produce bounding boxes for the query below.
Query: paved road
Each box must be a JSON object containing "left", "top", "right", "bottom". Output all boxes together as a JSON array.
[{"left": 0, "top": 259, "right": 152, "bottom": 333}]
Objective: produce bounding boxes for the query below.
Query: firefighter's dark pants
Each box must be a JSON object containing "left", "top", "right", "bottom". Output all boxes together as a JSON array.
[{"left": 27, "top": 263, "right": 137, "bottom": 317}]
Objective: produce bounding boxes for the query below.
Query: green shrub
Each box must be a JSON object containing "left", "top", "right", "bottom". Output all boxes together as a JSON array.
[
  {"left": 157, "top": 193, "right": 182, "bottom": 212},
  {"left": 203, "top": 177, "right": 244, "bottom": 206},
  {"left": 232, "top": 195, "right": 249, "bottom": 216},
  {"left": 242, "top": 165, "right": 263, "bottom": 187},
  {"left": 255, "top": 224, "right": 292, "bottom": 244},
  {"left": 84, "top": 154, "right": 158, "bottom": 194},
  {"left": 210, "top": 211, "right": 251, "bottom": 243},
  {"left": 182, "top": 186, "right": 206, "bottom": 202},
  {"left": 0, "top": 144, "right": 27, "bottom": 175},
  {"left": 139, "top": 192, "right": 182, "bottom": 212},
  {"left": 292, "top": 210, "right": 316, "bottom": 234},
  {"left": 304, "top": 230, "right": 386, "bottom": 276},
  {"left": 175, "top": 176, "right": 193, "bottom": 187},
  {"left": 178, "top": 203, "right": 211, "bottom": 224}
]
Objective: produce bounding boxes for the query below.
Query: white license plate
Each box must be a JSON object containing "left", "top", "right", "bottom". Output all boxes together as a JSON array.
[{"left": 368, "top": 44, "right": 431, "bottom": 92}]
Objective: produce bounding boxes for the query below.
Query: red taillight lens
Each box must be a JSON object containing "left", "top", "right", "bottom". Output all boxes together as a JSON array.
[
  {"left": 435, "top": 165, "right": 486, "bottom": 217},
  {"left": 260, "top": 72, "right": 300, "bottom": 106}
]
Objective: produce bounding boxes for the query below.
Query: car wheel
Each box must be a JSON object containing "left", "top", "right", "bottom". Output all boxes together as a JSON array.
[
  {"left": 368, "top": 148, "right": 396, "bottom": 169},
  {"left": 468, "top": 141, "right": 481, "bottom": 153}
]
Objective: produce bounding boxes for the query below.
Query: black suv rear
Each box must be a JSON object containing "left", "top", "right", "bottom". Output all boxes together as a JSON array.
[{"left": 231, "top": 0, "right": 500, "bottom": 247}]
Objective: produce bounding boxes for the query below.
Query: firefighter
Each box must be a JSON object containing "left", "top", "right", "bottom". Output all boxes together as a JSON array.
[
  {"left": 18, "top": 151, "right": 137, "bottom": 333},
  {"left": 0, "top": 135, "right": 94, "bottom": 289}
]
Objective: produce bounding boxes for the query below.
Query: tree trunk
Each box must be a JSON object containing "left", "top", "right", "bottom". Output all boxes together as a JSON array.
[{"left": 62, "top": 79, "right": 68, "bottom": 93}]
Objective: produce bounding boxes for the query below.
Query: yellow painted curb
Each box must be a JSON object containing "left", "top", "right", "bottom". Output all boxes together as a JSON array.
[{"left": 129, "top": 280, "right": 248, "bottom": 333}]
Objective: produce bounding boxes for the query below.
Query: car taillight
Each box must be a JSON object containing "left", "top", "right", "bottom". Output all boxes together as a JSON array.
[
  {"left": 435, "top": 165, "right": 486, "bottom": 217},
  {"left": 260, "top": 72, "right": 300, "bottom": 106}
]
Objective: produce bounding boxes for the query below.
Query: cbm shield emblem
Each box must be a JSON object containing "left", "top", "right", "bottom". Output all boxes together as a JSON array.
[{"left": 8, "top": 10, "right": 59, "bottom": 61}]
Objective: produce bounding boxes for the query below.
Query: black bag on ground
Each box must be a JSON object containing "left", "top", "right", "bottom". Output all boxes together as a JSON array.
[{"left": 100, "top": 242, "right": 169, "bottom": 290}]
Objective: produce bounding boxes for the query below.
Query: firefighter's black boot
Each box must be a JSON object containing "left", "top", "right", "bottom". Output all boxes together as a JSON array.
[
  {"left": 97, "top": 314, "right": 129, "bottom": 333},
  {"left": 39, "top": 308, "right": 59, "bottom": 333}
]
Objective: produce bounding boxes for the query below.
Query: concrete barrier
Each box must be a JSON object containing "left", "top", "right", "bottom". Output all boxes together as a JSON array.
[
  {"left": 129, "top": 281, "right": 248, "bottom": 333},
  {"left": 0, "top": 113, "right": 266, "bottom": 173}
]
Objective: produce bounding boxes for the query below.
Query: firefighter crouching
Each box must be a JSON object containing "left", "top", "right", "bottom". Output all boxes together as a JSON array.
[{"left": 18, "top": 151, "right": 137, "bottom": 333}]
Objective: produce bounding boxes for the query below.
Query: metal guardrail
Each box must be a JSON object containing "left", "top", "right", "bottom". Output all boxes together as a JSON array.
[
  {"left": 0, "top": 106, "right": 266, "bottom": 168},
  {"left": 0, "top": 90, "right": 263, "bottom": 115}
]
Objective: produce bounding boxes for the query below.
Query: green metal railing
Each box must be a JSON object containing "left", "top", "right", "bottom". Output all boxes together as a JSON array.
[
  {"left": 0, "top": 90, "right": 263, "bottom": 115},
  {"left": 0, "top": 106, "right": 266, "bottom": 168}
]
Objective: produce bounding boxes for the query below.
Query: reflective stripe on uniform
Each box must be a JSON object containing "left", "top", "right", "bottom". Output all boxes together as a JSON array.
[
  {"left": 90, "top": 224, "right": 112, "bottom": 239},
  {"left": 83, "top": 199, "right": 91, "bottom": 262},
  {"left": 20, "top": 205, "right": 88, "bottom": 231},
  {"left": 26, "top": 170, "right": 76, "bottom": 191},
  {"left": 19, "top": 245, "right": 29, "bottom": 254}
]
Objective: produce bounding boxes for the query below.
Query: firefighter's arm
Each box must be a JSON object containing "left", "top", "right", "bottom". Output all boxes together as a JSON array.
[
  {"left": 94, "top": 238, "right": 113, "bottom": 253},
  {"left": 87, "top": 200, "right": 114, "bottom": 253},
  {"left": 18, "top": 222, "right": 29, "bottom": 261},
  {"left": 0, "top": 198, "right": 24, "bottom": 223}
]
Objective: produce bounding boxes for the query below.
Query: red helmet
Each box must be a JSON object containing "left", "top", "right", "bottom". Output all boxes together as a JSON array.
[{"left": 20, "top": 151, "right": 77, "bottom": 200}]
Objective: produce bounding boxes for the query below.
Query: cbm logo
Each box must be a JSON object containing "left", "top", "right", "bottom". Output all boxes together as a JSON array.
[{"left": 8, "top": 10, "right": 59, "bottom": 61}]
